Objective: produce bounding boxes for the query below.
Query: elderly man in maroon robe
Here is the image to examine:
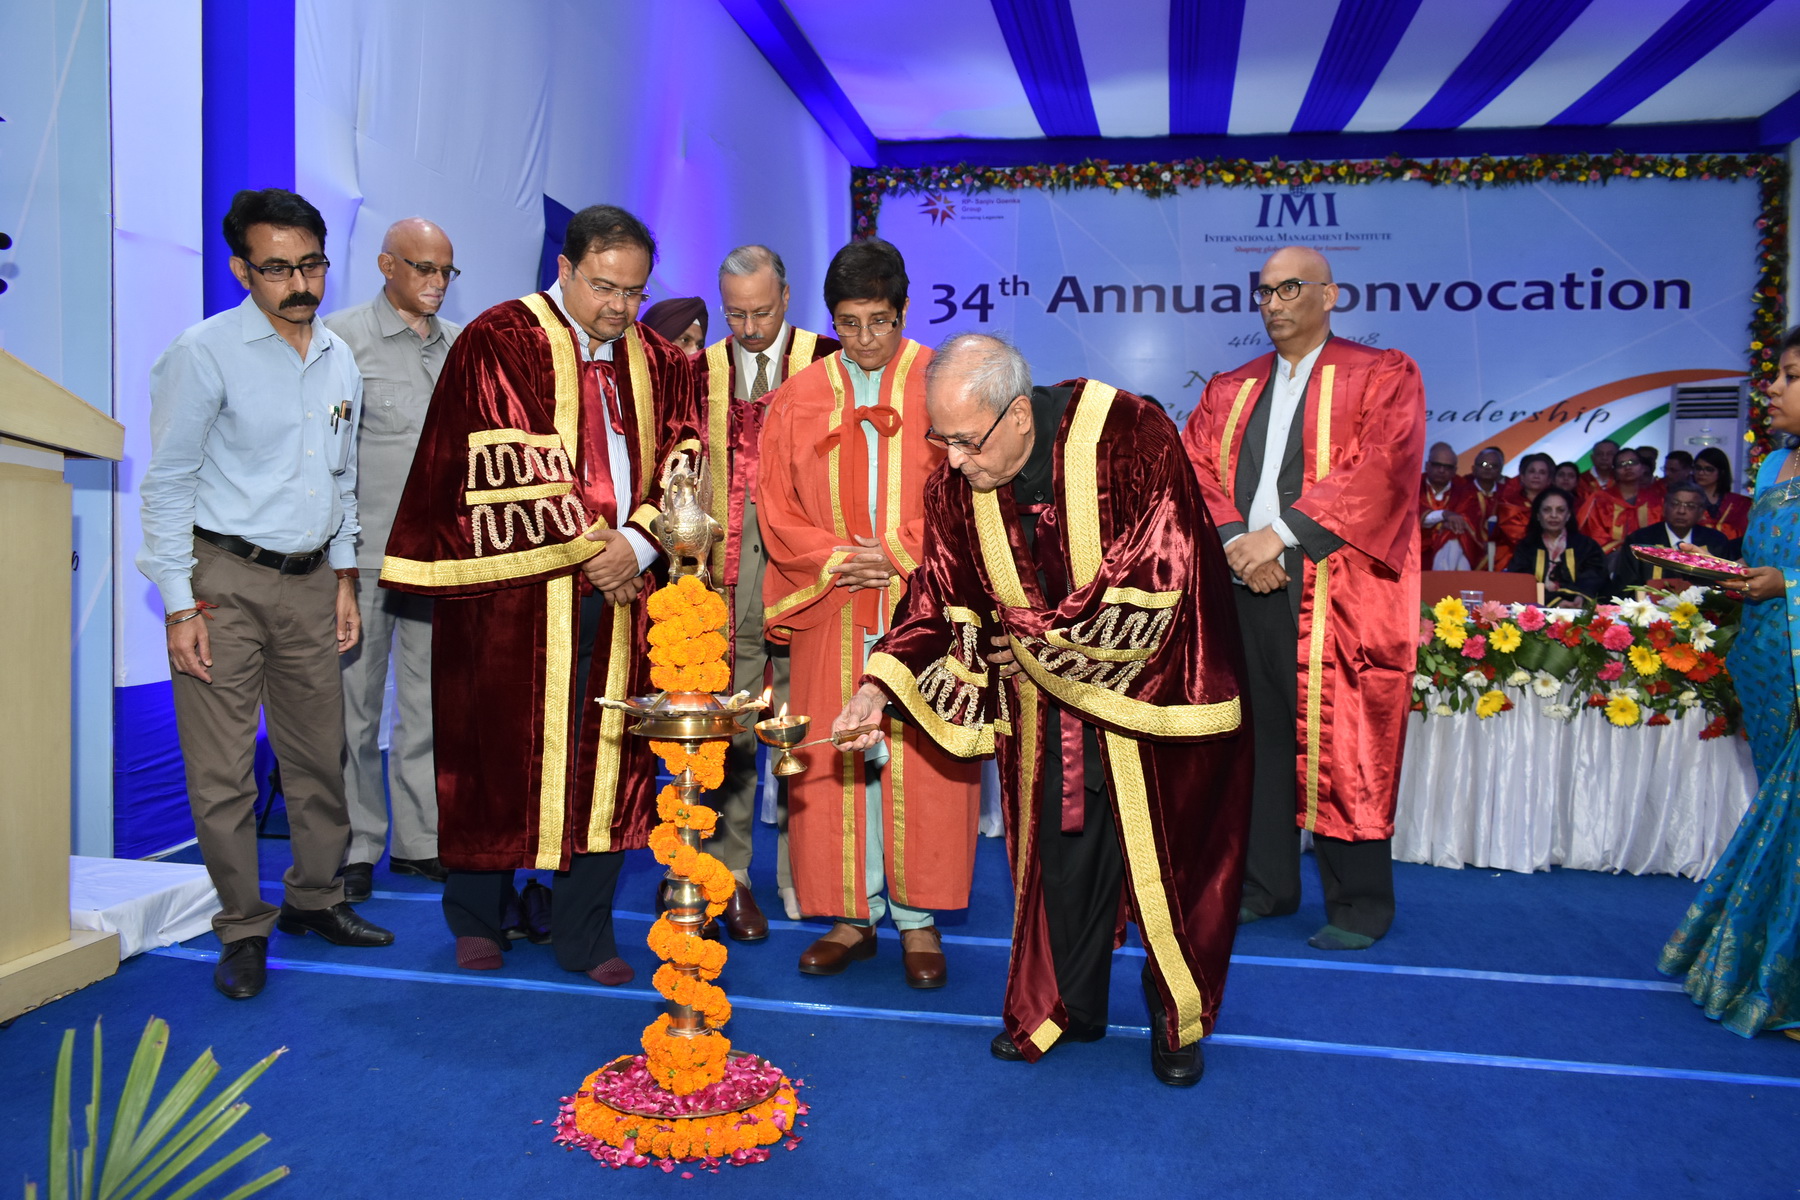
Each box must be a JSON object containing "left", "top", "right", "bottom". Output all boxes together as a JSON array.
[
  {"left": 831, "top": 332, "right": 1251, "bottom": 1086},
  {"left": 381, "top": 205, "right": 699, "bottom": 982},
  {"left": 1182, "top": 245, "right": 1424, "bottom": 951}
]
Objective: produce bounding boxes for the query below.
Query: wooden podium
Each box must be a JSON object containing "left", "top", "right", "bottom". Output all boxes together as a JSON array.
[{"left": 0, "top": 349, "right": 125, "bottom": 1021}]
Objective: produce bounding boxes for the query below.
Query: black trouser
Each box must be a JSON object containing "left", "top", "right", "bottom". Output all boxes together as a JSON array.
[
  {"left": 442, "top": 854, "right": 626, "bottom": 971},
  {"left": 1234, "top": 584, "right": 1394, "bottom": 939},
  {"left": 441, "top": 592, "right": 627, "bottom": 969},
  {"left": 1037, "top": 705, "right": 1125, "bottom": 1028}
]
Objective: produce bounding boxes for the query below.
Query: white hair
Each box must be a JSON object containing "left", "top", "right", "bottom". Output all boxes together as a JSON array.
[
  {"left": 718, "top": 244, "right": 786, "bottom": 285},
  {"left": 925, "top": 331, "right": 1033, "bottom": 416}
]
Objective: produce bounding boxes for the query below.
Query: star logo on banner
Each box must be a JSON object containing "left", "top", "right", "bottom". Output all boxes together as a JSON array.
[{"left": 919, "top": 194, "right": 957, "bottom": 225}]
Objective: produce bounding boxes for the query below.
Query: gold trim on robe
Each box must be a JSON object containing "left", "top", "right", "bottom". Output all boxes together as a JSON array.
[
  {"left": 588, "top": 602, "right": 634, "bottom": 852},
  {"left": 1301, "top": 365, "right": 1336, "bottom": 832},
  {"left": 1105, "top": 731, "right": 1211, "bottom": 1043},
  {"left": 536, "top": 575, "right": 576, "bottom": 869},
  {"left": 1064, "top": 381, "right": 1116, "bottom": 584},
  {"left": 705, "top": 340, "right": 732, "bottom": 583},
  {"left": 1217, "top": 377, "right": 1260, "bottom": 491},
  {"left": 383, "top": 294, "right": 602, "bottom": 590},
  {"left": 465, "top": 482, "right": 574, "bottom": 505},
  {"left": 862, "top": 651, "right": 997, "bottom": 758}
]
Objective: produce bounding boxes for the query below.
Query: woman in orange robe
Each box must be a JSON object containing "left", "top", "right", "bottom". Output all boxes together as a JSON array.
[
  {"left": 1492, "top": 453, "right": 1553, "bottom": 570},
  {"left": 1577, "top": 448, "right": 1664, "bottom": 554},
  {"left": 757, "top": 239, "right": 979, "bottom": 988}
]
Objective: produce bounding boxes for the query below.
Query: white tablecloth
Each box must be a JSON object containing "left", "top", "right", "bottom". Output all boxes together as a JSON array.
[
  {"left": 69, "top": 856, "right": 219, "bottom": 959},
  {"left": 1393, "top": 704, "right": 1756, "bottom": 878}
]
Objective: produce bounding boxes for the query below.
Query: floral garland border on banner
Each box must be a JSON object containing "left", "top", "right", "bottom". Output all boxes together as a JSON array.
[{"left": 852, "top": 153, "right": 1789, "bottom": 473}]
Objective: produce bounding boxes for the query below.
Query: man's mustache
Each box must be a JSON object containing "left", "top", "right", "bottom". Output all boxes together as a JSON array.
[{"left": 279, "top": 291, "right": 321, "bottom": 309}]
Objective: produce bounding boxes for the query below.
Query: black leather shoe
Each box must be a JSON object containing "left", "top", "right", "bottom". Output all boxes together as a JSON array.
[
  {"left": 214, "top": 936, "right": 267, "bottom": 999},
  {"left": 341, "top": 862, "right": 374, "bottom": 904},
  {"left": 276, "top": 902, "right": 394, "bottom": 947},
  {"left": 389, "top": 856, "right": 448, "bottom": 883},
  {"left": 990, "top": 1020, "right": 1106, "bottom": 1062},
  {"left": 520, "top": 879, "right": 552, "bottom": 945},
  {"left": 1146, "top": 999, "right": 1204, "bottom": 1086}
]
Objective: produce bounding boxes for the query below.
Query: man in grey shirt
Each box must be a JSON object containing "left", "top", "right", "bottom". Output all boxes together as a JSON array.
[{"left": 324, "top": 218, "right": 462, "bottom": 900}]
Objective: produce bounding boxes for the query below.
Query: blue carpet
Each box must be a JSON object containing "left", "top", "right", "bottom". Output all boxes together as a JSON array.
[{"left": 4, "top": 823, "right": 1798, "bottom": 1199}]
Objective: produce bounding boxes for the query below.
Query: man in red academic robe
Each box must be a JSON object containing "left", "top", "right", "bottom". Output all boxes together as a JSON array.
[
  {"left": 1578, "top": 438, "right": 1617, "bottom": 500},
  {"left": 1182, "top": 246, "right": 1424, "bottom": 951},
  {"left": 1420, "top": 442, "right": 1485, "bottom": 569},
  {"left": 758, "top": 238, "right": 981, "bottom": 990},
  {"left": 381, "top": 205, "right": 699, "bottom": 982},
  {"left": 1577, "top": 446, "right": 1664, "bottom": 554},
  {"left": 1464, "top": 446, "right": 1507, "bottom": 569},
  {"left": 695, "top": 244, "right": 838, "bottom": 938},
  {"left": 834, "top": 332, "right": 1251, "bottom": 1085}
]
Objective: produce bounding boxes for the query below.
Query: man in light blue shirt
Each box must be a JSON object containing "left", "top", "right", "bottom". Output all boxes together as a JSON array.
[{"left": 136, "top": 188, "right": 394, "bottom": 1001}]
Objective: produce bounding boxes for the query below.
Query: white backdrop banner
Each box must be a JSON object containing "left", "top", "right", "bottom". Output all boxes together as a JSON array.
[{"left": 878, "top": 178, "right": 1757, "bottom": 468}]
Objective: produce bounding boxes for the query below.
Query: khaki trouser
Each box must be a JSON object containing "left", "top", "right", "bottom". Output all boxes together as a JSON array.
[
  {"left": 708, "top": 499, "right": 791, "bottom": 887},
  {"left": 170, "top": 537, "right": 350, "bottom": 942}
]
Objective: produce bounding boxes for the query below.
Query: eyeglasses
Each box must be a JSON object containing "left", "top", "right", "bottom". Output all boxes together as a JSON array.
[
  {"left": 1252, "top": 279, "right": 1329, "bottom": 305},
  {"left": 924, "top": 400, "right": 1015, "bottom": 454},
  {"left": 402, "top": 257, "right": 461, "bottom": 282},
  {"left": 831, "top": 315, "right": 900, "bottom": 338},
  {"left": 569, "top": 263, "right": 650, "bottom": 305},
  {"left": 723, "top": 308, "right": 780, "bottom": 327},
  {"left": 242, "top": 257, "right": 329, "bottom": 281}
]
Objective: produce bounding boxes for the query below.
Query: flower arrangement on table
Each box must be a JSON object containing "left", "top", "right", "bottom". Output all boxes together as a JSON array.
[
  {"left": 1414, "top": 588, "right": 1741, "bottom": 738},
  {"left": 553, "top": 572, "right": 805, "bottom": 1171}
]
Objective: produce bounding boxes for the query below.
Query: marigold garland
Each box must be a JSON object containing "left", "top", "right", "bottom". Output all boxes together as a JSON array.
[
  {"left": 652, "top": 744, "right": 726, "bottom": 791},
  {"left": 640, "top": 1015, "right": 730, "bottom": 1095},
  {"left": 647, "top": 576, "right": 731, "bottom": 693},
  {"left": 555, "top": 1060, "right": 806, "bottom": 1169}
]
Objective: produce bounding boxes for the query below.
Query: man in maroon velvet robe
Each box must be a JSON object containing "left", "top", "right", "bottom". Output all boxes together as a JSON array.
[
  {"left": 833, "top": 333, "right": 1251, "bottom": 1086},
  {"left": 1182, "top": 246, "right": 1424, "bottom": 952},
  {"left": 381, "top": 205, "right": 699, "bottom": 982}
]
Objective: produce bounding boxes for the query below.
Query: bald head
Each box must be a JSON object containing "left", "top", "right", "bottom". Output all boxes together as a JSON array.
[
  {"left": 378, "top": 217, "right": 456, "bottom": 321},
  {"left": 1425, "top": 441, "right": 1458, "bottom": 487},
  {"left": 1257, "top": 245, "right": 1337, "bottom": 362},
  {"left": 1264, "top": 245, "right": 1333, "bottom": 285}
]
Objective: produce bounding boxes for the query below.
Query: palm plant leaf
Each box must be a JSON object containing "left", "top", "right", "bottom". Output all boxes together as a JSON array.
[
  {"left": 103, "top": 1053, "right": 219, "bottom": 1200},
  {"left": 210, "top": 1169, "right": 288, "bottom": 1200},
  {"left": 47, "top": 1030, "right": 73, "bottom": 1200},
  {"left": 96, "top": 1021, "right": 168, "bottom": 1198},
  {"left": 24, "top": 1020, "right": 286, "bottom": 1200},
  {"left": 161, "top": 1135, "right": 271, "bottom": 1200},
  {"left": 113, "top": 1047, "right": 283, "bottom": 1199}
]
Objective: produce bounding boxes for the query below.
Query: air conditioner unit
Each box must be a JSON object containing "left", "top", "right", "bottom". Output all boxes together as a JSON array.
[{"left": 1669, "top": 382, "right": 1749, "bottom": 485}]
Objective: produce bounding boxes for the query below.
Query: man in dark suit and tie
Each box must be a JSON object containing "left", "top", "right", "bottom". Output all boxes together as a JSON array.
[{"left": 1610, "top": 482, "right": 1731, "bottom": 597}]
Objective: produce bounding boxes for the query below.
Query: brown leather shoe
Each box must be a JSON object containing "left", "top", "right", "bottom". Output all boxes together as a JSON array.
[
  {"left": 797, "top": 923, "right": 877, "bottom": 975},
  {"left": 900, "top": 926, "right": 947, "bottom": 990},
  {"left": 722, "top": 883, "right": 769, "bottom": 943}
]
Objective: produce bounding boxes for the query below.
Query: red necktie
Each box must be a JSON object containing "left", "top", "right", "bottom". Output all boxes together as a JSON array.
[{"left": 592, "top": 361, "right": 625, "bottom": 435}]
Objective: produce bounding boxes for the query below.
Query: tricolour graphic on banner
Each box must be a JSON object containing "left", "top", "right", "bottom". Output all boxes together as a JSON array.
[{"left": 878, "top": 178, "right": 1755, "bottom": 470}]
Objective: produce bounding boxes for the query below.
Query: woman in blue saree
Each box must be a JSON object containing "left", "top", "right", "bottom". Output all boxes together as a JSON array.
[{"left": 1657, "top": 330, "right": 1800, "bottom": 1038}]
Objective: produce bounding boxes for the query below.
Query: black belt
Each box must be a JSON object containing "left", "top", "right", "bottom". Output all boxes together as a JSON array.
[{"left": 194, "top": 526, "right": 328, "bottom": 575}]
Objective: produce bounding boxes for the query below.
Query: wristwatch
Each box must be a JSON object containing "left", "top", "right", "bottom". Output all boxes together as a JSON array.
[{"left": 335, "top": 567, "right": 361, "bottom": 580}]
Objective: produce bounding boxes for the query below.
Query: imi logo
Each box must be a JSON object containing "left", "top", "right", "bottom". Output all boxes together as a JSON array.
[{"left": 1256, "top": 192, "right": 1340, "bottom": 228}]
